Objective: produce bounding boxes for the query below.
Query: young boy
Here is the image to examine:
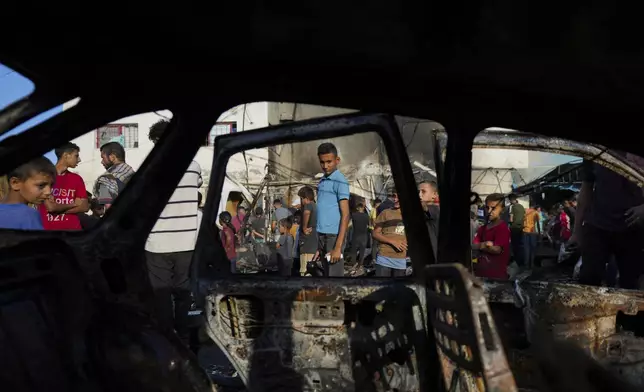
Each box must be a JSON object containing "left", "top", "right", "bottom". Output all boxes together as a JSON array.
[
  {"left": 251, "top": 207, "right": 266, "bottom": 243},
  {"left": 472, "top": 193, "right": 511, "bottom": 280},
  {"left": 523, "top": 205, "right": 541, "bottom": 268},
  {"left": 290, "top": 211, "right": 300, "bottom": 243},
  {"left": 250, "top": 207, "right": 270, "bottom": 266},
  {"left": 0, "top": 157, "right": 56, "bottom": 230},
  {"left": 276, "top": 218, "right": 295, "bottom": 277},
  {"left": 507, "top": 193, "right": 526, "bottom": 267},
  {"left": 219, "top": 211, "right": 238, "bottom": 273},
  {"left": 372, "top": 191, "right": 408, "bottom": 277},
  {"left": 233, "top": 205, "right": 247, "bottom": 244},
  {"left": 369, "top": 198, "right": 382, "bottom": 263},
  {"left": 39, "top": 142, "right": 89, "bottom": 230},
  {"left": 291, "top": 212, "right": 301, "bottom": 276},
  {"left": 271, "top": 199, "right": 292, "bottom": 241},
  {"left": 298, "top": 185, "right": 317, "bottom": 276},
  {"left": 419, "top": 180, "right": 440, "bottom": 260},
  {"left": 316, "top": 143, "right": 350, "bottom": 276}
]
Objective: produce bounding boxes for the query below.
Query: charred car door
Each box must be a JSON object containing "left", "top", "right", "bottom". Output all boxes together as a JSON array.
[
  {"left": 444, "top": 128, "right": 644, "bottom": 390},
  {"left": 194, "top": 113, "right": 442, "bottom": 391}
]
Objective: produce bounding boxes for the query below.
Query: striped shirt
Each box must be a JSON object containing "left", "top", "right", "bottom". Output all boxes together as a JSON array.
[{"left": 145, "top": 160, "right": 203, "bottom": 253}]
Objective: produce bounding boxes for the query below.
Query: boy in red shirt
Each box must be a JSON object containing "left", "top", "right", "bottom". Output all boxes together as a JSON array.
[
  {"left": 39, "top": 142, "right": 89, "bottom": 230},
  {"left": 219, "top": 211, "right": 238, "bottom": 273},
  {"left": 472, "top": 193, "right": 511, "bottom": 280}
]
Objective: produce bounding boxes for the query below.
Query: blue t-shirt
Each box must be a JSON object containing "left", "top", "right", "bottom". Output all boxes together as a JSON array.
[
  {"left": 316, "top": 170, "right": 350, "bottom": 234},
  {"left": 0, "top": 204, "right": 44, "bottom": 230}
]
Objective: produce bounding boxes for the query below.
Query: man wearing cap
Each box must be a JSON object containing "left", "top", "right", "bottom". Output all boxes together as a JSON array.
[{"left": 271, "top": 198, "right": 292, "bottom": 241}]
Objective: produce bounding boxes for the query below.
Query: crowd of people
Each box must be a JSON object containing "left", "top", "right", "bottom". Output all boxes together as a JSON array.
[
  {"left": 471, "top": 159, "right": 644, "bottom": 291},
  {"left": 6, "top": 118, "right": 644, "bottom": 351},
  {"left": 0, "top": 132, "right": 441, "bottom": 283},
  {"left": 470, "top": 191, "right": 580, "bottom": 280},
  {"left": 0, "top": 119, "right": 202, "bottom": 346},
  {"left": 0, "top": 139, "right": 136, "bottom": 231},
  {"left": 226, "top": 143, "right": 441, "bottom": 278}
]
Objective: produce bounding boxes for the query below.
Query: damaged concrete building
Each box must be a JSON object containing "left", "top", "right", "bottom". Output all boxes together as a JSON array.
[{"left": 249, "top": 103, "right": 444, "bottom": 210}]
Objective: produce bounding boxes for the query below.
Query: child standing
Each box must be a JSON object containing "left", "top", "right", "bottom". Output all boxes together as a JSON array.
[
  {"left": 350, "top": 203, "right": 370, "bottom": 266},
  {"left": 557, "top": 204, "right": 572, "bottom": 242},
  {"left": 523, "top": 205, "right": 541, "bottom": 268},
  {"left": 276, "top": 218, "right": 295, "bottom": 277},
  {"left": 472, "top": 193, "right": 511, "bottom": 280},
  {"left": 290, "top": 213, "right": 300, "bottom": 245},
  {"left": 0, "top": 158, "right": 56, "bottom": 230},
  {"left": 38, "top": 142, "right": 89, "bottom": 231},
  {"left": 219, "top": 211, "right": 237, "bottom": 273},
  {"left": 297, "top": 186, "right": 317, "bottom": 276},
  {"left": 372, "top": 191, "right": 408, "bottom": 277},
  {"left": 291, "top": 213, "right": 301, "bottom": 276}
]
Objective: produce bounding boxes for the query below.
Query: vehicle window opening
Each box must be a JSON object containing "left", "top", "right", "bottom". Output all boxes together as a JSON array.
[
  {"left": 616, "top": 311, "right": 644, "bottom": 337},
  {"left": 0, "top": 109, "right": 171, "bottom": 233},
  {"left": 343, "top": 300, "right": 378, "bottom": 327},
  {"left": 218, "top": 128, "right": 438, "bottom": 278},
  {"left": 192, "top": 107, "right": 441, "bottom": 391},
  {"left": 468, "top": 129, "right": 644, "bottom": 390},
  {"left": 469, "top": 128, "right": 644, "bottom": 284}
]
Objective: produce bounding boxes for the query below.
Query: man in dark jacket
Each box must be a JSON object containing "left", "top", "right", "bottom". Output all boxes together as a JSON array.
[
  {"left": 572, "top": 159, "right": 644, "bottom": 289},
  {"left": 507, "top": 194, "right": 526, "bottom": 267}
]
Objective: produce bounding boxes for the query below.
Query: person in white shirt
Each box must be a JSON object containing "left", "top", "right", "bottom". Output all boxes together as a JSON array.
[{"left": 145, "top": 119, "right": 202, "bottom": 345}]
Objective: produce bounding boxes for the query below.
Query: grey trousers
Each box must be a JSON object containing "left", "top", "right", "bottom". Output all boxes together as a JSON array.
[{"left": 318, "top": 233, "right": 345, "bottom": 277}]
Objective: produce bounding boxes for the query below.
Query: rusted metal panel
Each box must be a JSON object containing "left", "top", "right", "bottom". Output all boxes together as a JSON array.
[
  {"left": 204, "top": 278, "right": 428, "bottom": 391},
  {"left": 483, "top": 278, "right": 644, "bottom": 389}
]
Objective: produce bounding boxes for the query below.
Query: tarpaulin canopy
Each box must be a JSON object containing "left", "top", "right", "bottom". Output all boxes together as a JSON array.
[{"left": 514, "top": 161, "right": 583, "bottom": 195}]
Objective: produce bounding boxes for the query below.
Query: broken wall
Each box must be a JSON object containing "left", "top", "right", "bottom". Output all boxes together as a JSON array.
[{"left": 265, "top": 103, "right": 444, "bottom": 201}]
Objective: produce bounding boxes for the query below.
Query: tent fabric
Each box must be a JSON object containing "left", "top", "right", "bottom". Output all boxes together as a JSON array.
[
  {"left": 217, "top": 176, "right": 252, "bottom": 221},
  {"left": 514, "top": 162, "right": 583, "bottom": 195}
]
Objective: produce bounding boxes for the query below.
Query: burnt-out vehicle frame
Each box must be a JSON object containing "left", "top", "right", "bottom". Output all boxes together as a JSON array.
[
  {"left": 4, "top": 3, "right": 644, "bottom": 391},
  {"left": 2, "top": 107, "right": 643, "bottom": 392},
  {"left": 196, "top": 114, "right": 440, "bottom": 391},
  {"left": 433, "top": 128, "right": 644, "bottom": 390}
]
